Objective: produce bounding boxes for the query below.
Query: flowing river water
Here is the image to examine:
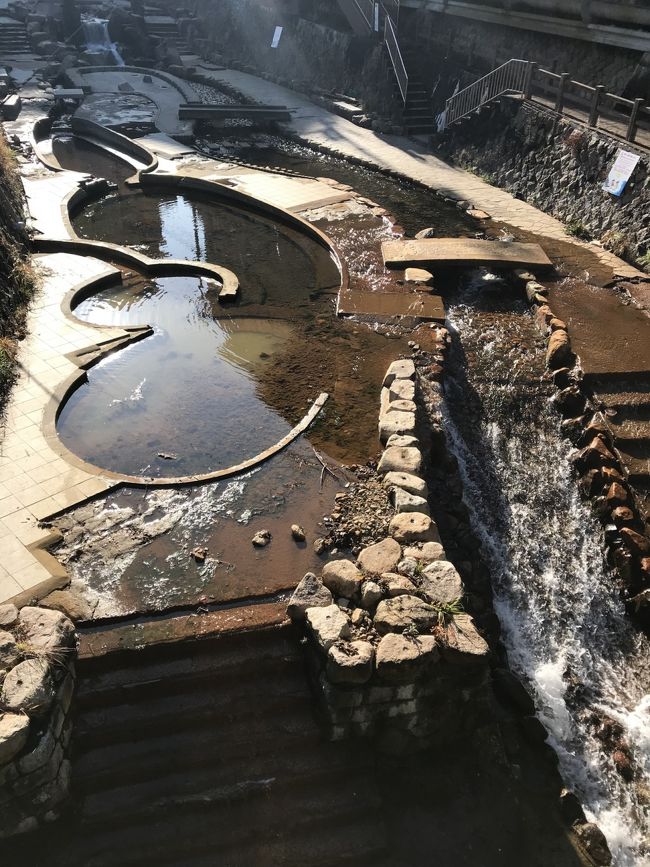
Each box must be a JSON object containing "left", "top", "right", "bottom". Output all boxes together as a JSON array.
[
  {"left": 51, "top": 132, "right": 649, "bottom": 862},
  {"left": 443, "top": 275, "right": 649, "bottom": 866}
]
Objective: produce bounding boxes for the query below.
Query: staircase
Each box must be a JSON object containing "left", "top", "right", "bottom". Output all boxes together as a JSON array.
[
  {"left": 0, "top": 16, "right": 31, "bottom": 56},
  {"left": 398, "top": 44, "right": 436, "bottom": 135},
  {"left": 145, "top": 15, "right": 191, "bottom": 56},
  {"left": 7, "top": 623, "right": 390, "bottom": 867}
]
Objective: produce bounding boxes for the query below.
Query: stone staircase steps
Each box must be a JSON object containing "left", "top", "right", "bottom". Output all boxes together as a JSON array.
[
  {"left": 42, "top": 623, "right": 389, "bottom": 867},
  {"left": 0, "top": 19, "right": 31, "bottom": 54}
]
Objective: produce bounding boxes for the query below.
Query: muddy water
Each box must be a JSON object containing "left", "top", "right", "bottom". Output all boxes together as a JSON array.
[{"left": 54, "top": 440, "right": 345, "bottom": 617}]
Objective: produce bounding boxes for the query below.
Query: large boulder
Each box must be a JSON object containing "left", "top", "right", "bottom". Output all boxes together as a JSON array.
[
  {"left": 0, "top": 630, "right": 20, "bottom": 669},
  {"left": 388, "top": 379, "right": 415, "bottom": 402},
  {"left": 375, "top": 633, "right": 438, "bottom": 682},
  {"left": 326, "top": 640, "right": 374, "bottom": 684},
  {"left": 391, "top": 487, "right": 430, "bottom": 515},
  {"left": 382, "top": 471, "right": 428, "bottom": 498},
  {"left": 389, "top": 512, "right": 440, "bottom": 544},
  {"left": 374, "top": 595, "right": 438, "bottom": 634},
  {"left": 419, "top": 561, "right": 463, "bottom": 605},
  {"left": 382, "top": 574, "right": 417, "bottom": 597},
  {"left": 0, "top": 712, "right": 30, "bottom": 764},
  {"left": 360, "top": 580, "right": 383, "bottom": 609},
  {"left": 442, "top": 614, "right": 489, "bottom": 661},
  {"left": 403, "top": 542, "right": 446, "bottom": 562},
  {"left": 377, "top": 446, "right": 422, "bottom": 476},
  {"left": 357, "top": 538, "right": 401, "bottom": 576},
  {"left": 383, "top": 359, "right": 415, "bottom": 387},
  {"left": 0, "top": 604, "right": 18, "bottom": 629},
  {"left": 546, "top": 330, "right": 573, "bottom": 369},
  {"left": 287, "top": 573, "right": 333, "bottom": 621},
  {"left": 306, "top": 605, "right": 351, "bottom": 650},
  {"left": 1, "top": 659, "right": 54, "bottom": 716},
  {"left": 379, "top": 410, "right": 416, "bottom": 443},
  {"left": 17, "top": 607, "right": 75, "bottom": 653},
  {"left": 321, "top": 560, "right": 363, "bottom": 598},
  {"left": 385, "top": 434, "right": 418, "bottom": 448},
  {"left": 620, "top": 527, "right": 650, "bottom": 557}
]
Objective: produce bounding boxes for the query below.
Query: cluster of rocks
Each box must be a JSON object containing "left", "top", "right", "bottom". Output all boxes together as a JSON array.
[
  {"left": 517, "top": 271, "right": 650, "bottom": 623},
  {"left": 0, "top": 604, "right": 76, "bottom": 838},
  {"left": 288, "top": 357, "right": 489, "bottom": 750}
]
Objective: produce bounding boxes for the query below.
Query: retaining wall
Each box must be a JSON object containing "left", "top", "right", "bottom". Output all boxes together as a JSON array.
[
  {"left": 435, "top": 99, "right": 650, "bottom": 264},
  {"left": 0, "top": 606, "right": 77, "bottom": 838}
]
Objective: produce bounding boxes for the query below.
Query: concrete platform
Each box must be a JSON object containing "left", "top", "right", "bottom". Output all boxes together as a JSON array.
[
  {"left": 338, "top": 290, "right": 446, "bottom": 322},
  {"left": 382, "top": 238, "right": 553, "bottom": 270}
]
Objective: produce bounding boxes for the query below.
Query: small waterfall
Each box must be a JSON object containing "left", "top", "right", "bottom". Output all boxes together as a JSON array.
[
  {"left": 82, "top": 17, "right": 124, "bottom": 66},
  {"left": 443, "top": 274, "right": 650, "bottom": 867}
]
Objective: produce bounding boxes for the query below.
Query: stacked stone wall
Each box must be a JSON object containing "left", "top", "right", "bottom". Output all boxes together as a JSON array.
[
  {"left": 0, "top": 605, "right": 77, "bottom": 838},
  {"left": 435, "top": 99, "right": 650, "bottom": 265},
  {"left": 288, "top": 348, "right": 493, "bottom": 752}
]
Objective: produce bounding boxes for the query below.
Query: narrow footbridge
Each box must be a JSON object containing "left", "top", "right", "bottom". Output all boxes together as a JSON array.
[
  {"left": 178, "top": 103, "right": 291, "bottom": 121},
  {"left": 382, "top": 238, "right": 553, "bottom": 270}
]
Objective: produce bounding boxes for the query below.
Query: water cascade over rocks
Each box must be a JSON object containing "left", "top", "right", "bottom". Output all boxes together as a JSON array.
[
  {"left": 82, "top": 18, "right": 124, "bottom": 66},
  {"left": 443, "top": 273, "right": 650, "bottom": 867}
]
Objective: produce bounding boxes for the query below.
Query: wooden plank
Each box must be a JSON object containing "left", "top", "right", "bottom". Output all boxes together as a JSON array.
[
  {"left": 382, "top": 238, "right": 553, "bottom": 270},
  {"left": 338, "top": 290, "right": 446, "bottom": 322}
]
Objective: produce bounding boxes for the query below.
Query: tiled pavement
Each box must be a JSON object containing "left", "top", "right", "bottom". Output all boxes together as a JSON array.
[{"left": 0, "top": 254, "right": 129, "bottom": 603}]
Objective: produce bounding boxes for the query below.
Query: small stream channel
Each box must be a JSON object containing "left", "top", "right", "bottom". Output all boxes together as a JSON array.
[
  {"left": 443, "top": 275, "right": 649, "bottom": 867},
  {"left": 51, "top": 133, "right": 648, "bottom": 863}
]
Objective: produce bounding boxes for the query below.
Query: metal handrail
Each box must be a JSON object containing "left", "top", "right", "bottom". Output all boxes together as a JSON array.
[
  {"left": 353, "top": 0, "right": 375, "bottom": 29},
  {"left": 382, "top": 0, "right": 400, "bottom": 26},
  {"left": 384, "top": 12, "right": 408, "bottom": 103},
  {"left": 442, "top": 57, "right": 647, "bottom": 144},
  {"left": 442, "top": 59, "right": 529, "bottom": 128}
]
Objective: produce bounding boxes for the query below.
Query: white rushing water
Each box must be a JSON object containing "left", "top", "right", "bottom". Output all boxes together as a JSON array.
[
  {"left": 82, "top": 18, "right": 124, "bottom": 66},
  {"left": 443, "top": 283, "right": 649, "bottom": 866}
]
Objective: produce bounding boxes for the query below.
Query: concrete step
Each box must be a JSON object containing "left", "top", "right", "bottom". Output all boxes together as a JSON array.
[
  {"left": 609, "top": 418, "right": 650, "bottom": 442},
  {"left": 73, "top": 715, "right": 335, "bottom": 792},
  {"left": 77, "top": 796, "right": 386, "bottom": 867}
]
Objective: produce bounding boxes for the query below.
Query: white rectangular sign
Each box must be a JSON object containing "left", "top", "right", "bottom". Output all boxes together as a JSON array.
[
  {"left": 602, "top": 149, "right": 640, "bottom": 197},
  {"left": 271, "top": 26, "right": 283, "bottom": 49}
]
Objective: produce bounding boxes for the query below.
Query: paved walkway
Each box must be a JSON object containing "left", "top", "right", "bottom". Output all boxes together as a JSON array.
[
  {"left": 0, "top": 254, "right": 128, "bottom": 604},
  {"left": 203, "top": 69, "right": 646, "bottom": 283}
]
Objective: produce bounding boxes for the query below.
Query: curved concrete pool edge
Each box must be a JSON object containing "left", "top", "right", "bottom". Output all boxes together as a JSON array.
[{"left": 0, "top": 251, "right": 330, "bottom": 607}]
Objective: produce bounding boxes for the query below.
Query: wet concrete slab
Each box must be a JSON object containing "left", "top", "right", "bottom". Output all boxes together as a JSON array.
[
  {"left": 548, "top": 280, "right": 650, "bottom": 377},
  {"left": 382, "top": 238, "right": 553, "bottom": 270},
  {"left": 338, "top": 289, "right": 445, "bottom": 322}
]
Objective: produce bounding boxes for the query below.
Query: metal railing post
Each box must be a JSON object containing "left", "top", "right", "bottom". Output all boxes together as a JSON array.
[
  {"left": 588, "top": 84, "right": 604, "bottom": 128},
  {"left": 523, "top": 61, "right": 536, "bottom": 100},
  {"left": 627, "top": 97, "right": 644, "bottom": 142},
  {"left": 555, "top": 72, "right": 570, "bottom": 114}
]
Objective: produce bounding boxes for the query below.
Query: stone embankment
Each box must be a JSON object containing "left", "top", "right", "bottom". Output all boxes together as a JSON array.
[
  {"left": 436, "top": 100, "right": 650, "bottom": 268},
  {"left": 288, "top": 350, "right": 491, "bottom": 751},
  {"left": 515, "top": 271, "right": 650, "bottom": 627},
  {"left": 0, "top": 604, "right": 76, "bottom": 838}
]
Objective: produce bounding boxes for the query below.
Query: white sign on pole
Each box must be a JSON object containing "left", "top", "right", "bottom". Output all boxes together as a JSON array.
[
  {"left": 271, "top": 25, "right": 283, "bottom": 49},
  {"left": 602, "top": 149, "right": 640, "bottom": 197},
  {"left": 374, "top": 3, "right": 379, "bottom": 32}
]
